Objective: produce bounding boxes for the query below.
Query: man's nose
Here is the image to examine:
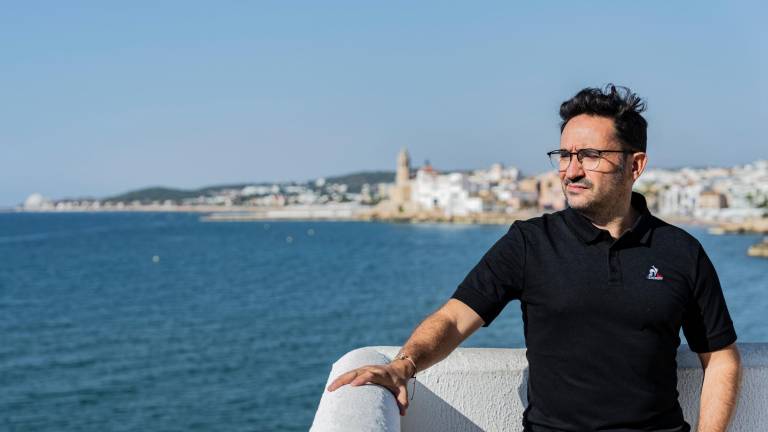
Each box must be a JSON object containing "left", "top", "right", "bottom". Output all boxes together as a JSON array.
[{"left": 565, "top": 154, "right": 585, "bottom": 179}]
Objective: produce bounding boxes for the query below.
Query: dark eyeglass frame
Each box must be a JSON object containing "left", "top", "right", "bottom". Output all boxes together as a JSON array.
[{"left": 546, "top": 148, "right": 636, "bottom": 171}]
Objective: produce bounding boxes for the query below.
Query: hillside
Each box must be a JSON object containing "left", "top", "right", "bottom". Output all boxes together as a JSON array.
[{"left": 102, "top": 170, "right": 399, "bottom": 202}]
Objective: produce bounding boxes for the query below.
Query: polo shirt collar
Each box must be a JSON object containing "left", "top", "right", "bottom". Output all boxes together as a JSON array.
[{"left": 563, "top": 191, "right": 653, "bottom": 245}]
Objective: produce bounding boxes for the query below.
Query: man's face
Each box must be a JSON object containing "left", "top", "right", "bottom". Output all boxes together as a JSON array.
[{"left": 558, "top": 114, "right": 632, "bottom": 215}]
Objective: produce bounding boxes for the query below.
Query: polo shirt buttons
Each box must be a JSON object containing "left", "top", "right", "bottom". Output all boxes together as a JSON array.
[{"left": 608, "top": 247, "right": 622, "bottom": 287}]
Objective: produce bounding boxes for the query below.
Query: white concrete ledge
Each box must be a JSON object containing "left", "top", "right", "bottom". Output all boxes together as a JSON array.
[
  {"left": 311, "top": 343, "right": 768, "bottom": 432},
  {"left": 311, "top": 347, "right": 402, "bottom": 432}
]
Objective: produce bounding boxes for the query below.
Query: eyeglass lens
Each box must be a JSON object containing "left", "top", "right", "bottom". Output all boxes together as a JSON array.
[{"left": 549, "top": 150, "right": 601, "bottom": 171}]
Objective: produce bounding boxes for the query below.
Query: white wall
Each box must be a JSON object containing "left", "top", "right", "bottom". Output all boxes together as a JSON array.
[{"left": 312, "top": 344, "right": 768, "bottom": 432}]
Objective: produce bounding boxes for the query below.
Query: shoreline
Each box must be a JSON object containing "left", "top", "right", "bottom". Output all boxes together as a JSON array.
[
  {"left": 8, "top": 207, "right": 767, "bottom": 258},
  {"left": 9, "top": 206, "right": 765, "bottom": 230}
]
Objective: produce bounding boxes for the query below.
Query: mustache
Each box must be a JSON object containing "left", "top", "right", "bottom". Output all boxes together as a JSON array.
[{"left": 564, "top": 178, "right": 593, "bottom": 188}]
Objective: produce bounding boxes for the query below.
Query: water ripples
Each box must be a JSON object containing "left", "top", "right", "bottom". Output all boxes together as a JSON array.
[{"left": 0, "top": 214, "right": 765, "bottom": 431}]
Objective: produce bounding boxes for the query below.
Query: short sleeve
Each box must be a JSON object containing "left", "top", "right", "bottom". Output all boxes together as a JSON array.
[
  {"left": 450, "top": 222, "right": 526, "bottom": 327},
  {"left": 681, "top": 244, "right": 738, "bottom": 353}
]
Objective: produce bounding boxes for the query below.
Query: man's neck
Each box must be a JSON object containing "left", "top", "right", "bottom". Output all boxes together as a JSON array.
[{"left": 579, "top": 195, "right": 639, "bottom": 240}]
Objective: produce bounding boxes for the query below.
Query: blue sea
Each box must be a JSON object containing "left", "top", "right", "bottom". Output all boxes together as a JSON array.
[{"left": 1, "top": 212, "right": 766, "bottom": 431}]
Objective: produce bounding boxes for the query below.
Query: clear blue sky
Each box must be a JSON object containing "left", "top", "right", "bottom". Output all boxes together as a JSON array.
[{"left": 2, "top": 1, "right": 765, "bottom": 206}]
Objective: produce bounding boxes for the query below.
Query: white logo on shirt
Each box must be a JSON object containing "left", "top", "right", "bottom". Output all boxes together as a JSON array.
[{"left": 647, "top": 265, "right": 664, "bottom": 280}]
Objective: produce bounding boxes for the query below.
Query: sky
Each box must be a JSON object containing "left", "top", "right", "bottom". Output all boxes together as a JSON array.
[{"left": 2, "top": 1, "right": 765, "bottom": 206}]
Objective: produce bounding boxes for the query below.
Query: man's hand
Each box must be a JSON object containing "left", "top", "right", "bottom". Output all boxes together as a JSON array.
[
  {"left": 326, "top": 359, "right": 415, "bottom": 416},
  {"left": 326, "top": 299, "right": 483, "bottom": 417}
]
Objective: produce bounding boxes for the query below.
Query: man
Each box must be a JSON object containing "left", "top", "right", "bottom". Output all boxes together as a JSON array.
[{"left": 328, "top": 85, "right": 742, "bottom": 431}]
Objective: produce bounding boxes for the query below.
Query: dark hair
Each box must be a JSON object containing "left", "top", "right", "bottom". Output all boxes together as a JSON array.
[{"left": 559, "top": 84, "right": 648, "bottom": 152}]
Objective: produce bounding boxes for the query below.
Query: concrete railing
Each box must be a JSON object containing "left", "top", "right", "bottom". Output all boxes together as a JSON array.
[{"left": 311, "top": 343, "right": 768, "bottom": 432}]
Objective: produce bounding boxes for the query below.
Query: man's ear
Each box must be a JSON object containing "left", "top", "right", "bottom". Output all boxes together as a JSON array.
[{"left": 631, "top": 152, "right": 648, "bottom": 181}]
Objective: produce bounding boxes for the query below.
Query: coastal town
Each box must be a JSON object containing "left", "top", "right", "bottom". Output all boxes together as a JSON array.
[
  {"left": 19, "top": 149, "right": 768, "bottom": 223},
  {"left": 18, "top": 149, "right": 768, "bottom": 256}
]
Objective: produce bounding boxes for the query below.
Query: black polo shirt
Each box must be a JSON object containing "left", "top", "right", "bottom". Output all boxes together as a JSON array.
[{"left": 451, "top": 191, "right": 737, "bottom": 432}]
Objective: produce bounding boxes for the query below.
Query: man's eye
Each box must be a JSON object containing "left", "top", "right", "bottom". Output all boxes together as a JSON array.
[{"left": 581, "top": 150, "right": 600, "bottom": 158}]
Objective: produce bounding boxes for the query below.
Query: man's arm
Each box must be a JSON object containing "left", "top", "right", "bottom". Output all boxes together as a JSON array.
[
  {"left": 695, "top": 343, "right": 742, "bottom": 432},
  {"left": 393, "top": 298, "right": 485, "bottom": 374},
  {"left": 326, "top": 298, "right": 484, "bottom": 416}
]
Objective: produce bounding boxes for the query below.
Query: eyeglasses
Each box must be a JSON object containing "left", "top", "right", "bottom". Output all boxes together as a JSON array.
[{"left": 546, "top": 148, "right": 635, "bottom": 171}]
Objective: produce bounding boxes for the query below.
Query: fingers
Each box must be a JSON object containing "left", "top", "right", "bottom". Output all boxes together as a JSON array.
[
  {"left": 353, "top": 367, "right": 388, "bottom": 386},
  {"left": 396, "top": 385, "right": 409, "bottom": 416},
  {"left": 350, "top": 370, "right": 374, "bottom": 386},
  {"left": 326, "top": 367, "right": 410, "bottom": 416},
  {"left": 326, "top": 369, "right": 360, "bottom": 392},
  {"left": 326, "top": 367, "right": 385, "bottom": 391}
]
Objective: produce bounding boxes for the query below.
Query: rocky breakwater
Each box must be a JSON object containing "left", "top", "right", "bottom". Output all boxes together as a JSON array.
[
  {"left": 708, "top": 218, "right": 768, "bottom": 258},
  {"left": 356, "top": 208, "right": 543, "bottom": 225},
  {"left": 748, "top": 239, "right": 768, "bottom": 258},
  {"left": 707, "top": 218, "right": 768, "bottom": 235}
]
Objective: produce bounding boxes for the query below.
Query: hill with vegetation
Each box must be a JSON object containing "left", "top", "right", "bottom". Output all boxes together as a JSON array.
[
  {"left": 322, "top": 171, "right": 396, "bottom": 193},
  {"left": 102, "top": 171, "right": 400, "bottom": 202}
]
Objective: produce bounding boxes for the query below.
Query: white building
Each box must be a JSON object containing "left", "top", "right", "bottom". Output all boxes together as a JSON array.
[
  {"left": 642, "top": 160, "right": 768, "bottom": 221},
  {"left": 411, "top": 164, "right": 483, "bottom": 216},
  {"left": 23, "top": 193, "right": 53, "bottom": 210},
  {"left": 658, "top": 183, "right": 702, "bottom": 216}
]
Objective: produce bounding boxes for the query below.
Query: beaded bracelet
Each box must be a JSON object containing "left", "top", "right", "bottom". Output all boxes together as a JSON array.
[
  {"left": 392, "top": 353, "right": 417, "bottom": 400},
  {"left": 392, "top": 353, "right": 417, "bottom": 377}
]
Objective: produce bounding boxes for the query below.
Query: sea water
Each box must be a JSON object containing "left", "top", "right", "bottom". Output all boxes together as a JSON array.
[{"left": 1, "top": 213, "right": 766, "bottom": 431}]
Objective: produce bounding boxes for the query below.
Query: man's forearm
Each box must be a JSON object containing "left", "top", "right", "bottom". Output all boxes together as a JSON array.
[
  {"left": 696, "top": 360, "right": 741, "bottom": 432},
  {"left": 397, "top": 308, "right": 472, "bottom": 376}
]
